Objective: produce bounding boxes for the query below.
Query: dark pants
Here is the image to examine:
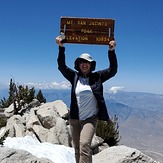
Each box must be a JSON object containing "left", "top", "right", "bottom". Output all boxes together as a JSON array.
[{"left": 69, "top": 116, "right": 97, "bottom": 163}]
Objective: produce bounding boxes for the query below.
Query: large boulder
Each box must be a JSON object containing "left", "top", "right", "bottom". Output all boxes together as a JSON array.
[
  {"left": 5, "top": 115, "right": 26, "bottom": 137},
  {"left": 4, "top": 104, "right": 15, "bottom": 118},
  {"left": 52, "top": 100, "right": 69, "bottom": 117},
  {"left": 93, "top": 145, "right": 159, "bottom": 163},
  {"left": 0, "top": 147, "right": 53, "bottom": 163}
]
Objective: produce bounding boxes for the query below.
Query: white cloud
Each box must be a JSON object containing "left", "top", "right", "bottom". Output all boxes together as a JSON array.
[
  {"left": 25, "top": 81, "right": 71, "bottom": 90},
  {"left": 109, "top": 86, "right": 124, "bottom": 94},
  {"left": 0, "top": 81, "right": 71, "bottom": 90},
  {"left": 51, "top": 81, "right": 71, "bottom": 89}
]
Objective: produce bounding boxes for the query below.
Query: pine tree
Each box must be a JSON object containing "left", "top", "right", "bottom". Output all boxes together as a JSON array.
[
  {"left": 0, "top": 79, "right": 46, "bottom": 111},
  {"left": 0, "top": 79, "right": 16, "bottom": 108},
  {"left": 28, "top": 87, "right": 35, "bottom": 103},
  {"left": 36, "top": 89, "right": 46, "bottom": 103},
  {"left": 0, "top": 97, "right": 8, "bottom": 108},
  {"left": 8, "top": 79, "right": 16, "bottom": 105},
  {"left": 96, "top": 115, "right": 121, "bottom": 146}
]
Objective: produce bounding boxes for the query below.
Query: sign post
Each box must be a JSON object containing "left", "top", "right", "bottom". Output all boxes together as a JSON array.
[{"left": 60, "top": 17, "right": 115, "bottom": 45}]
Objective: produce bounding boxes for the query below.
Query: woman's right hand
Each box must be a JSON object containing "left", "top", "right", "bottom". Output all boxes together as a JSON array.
[{"left": 56, "top": 36, "right": 64, "bottom": 47}]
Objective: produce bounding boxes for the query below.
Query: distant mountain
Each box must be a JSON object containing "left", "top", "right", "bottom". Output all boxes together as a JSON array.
[
  {"left": 106, "top": 101, "right": 132, "bottom": 121},
  {"left": 0, "top": 89, "right": 8, "bottom": 100},
  {"left": 105, "top": 91, "right": 163, "bottom": 121},
  {"left": 104, "top": 91, "right": 163, "bottom": 161},
  {"left": 42, "top": 89, "right": 71, "bottom": 105}
]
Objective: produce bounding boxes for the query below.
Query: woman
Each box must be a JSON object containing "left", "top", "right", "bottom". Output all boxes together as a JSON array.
[{"left": 56, "top": 36, "right": 118, "bottom": 163}]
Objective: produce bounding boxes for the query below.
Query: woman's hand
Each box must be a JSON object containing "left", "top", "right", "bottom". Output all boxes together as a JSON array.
[
  {"left": 109, "top": 40, "right": 116, "bottom": 51},
  {"left": 56, "top": 36, "right": 64, "bottom": 47}
]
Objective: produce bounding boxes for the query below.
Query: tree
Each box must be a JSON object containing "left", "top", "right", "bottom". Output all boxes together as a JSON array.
[
  {"left": 8, "top": 79, "right": 16, "bottom": 105},
  {"left": 0, "top": 79, "right": 16, "bottom": 109},
  {"left": 28, "top": 87, "right": 35, "bottom": 103},
  {"left": 0, "top": 97, "right": 8, "bottom": 108},
  {"left": 36, "top": 90, "right": 46, "bottom": 103},
  {"left": 96, "top": 115, "right": 121, "bottom": 146},
  {"left": 0, "top": 79, "right": 46, "bottom": 112}
]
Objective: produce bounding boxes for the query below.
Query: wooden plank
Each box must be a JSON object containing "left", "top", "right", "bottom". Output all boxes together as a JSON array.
[{"left": 60, "top": 17, "right": 115, "bottom": 45}]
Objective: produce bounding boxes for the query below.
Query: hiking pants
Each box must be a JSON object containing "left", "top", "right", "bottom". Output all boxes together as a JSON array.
[{"left": 69, "top": 116, "right": 97, "bottom": 163}]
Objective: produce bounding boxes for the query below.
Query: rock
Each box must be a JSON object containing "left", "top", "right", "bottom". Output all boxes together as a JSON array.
[
  {"left": 28, "top": 99, "right": 41, "bottom": 108},
  {"left": 36, "top": 106, "right": 59, "bottom": 129},
  {"left": 4, "top": 104, "right": 15, "bottom": 118},
  {"left": 0, "top": 147, "right": 53, "bottom": 163},
  {"left": 1, "top": 100, "right": 72, "bottom": 147},
  {"left": 5, "top": 115, "right": 26, "bottom": 137},
  {"left": 26, "top": 109, "right": 42, "bottom": 130},
  {"left": 93, "top": 145, "right": 159, "bottom": 163},
  {"left": 52, "top": 100, "right": 69, "bottom": 117}
]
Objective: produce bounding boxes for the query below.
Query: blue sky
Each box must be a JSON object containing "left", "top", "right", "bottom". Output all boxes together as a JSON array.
[{"left": 0, "top": 0, "right": 163, "bottom": 94}]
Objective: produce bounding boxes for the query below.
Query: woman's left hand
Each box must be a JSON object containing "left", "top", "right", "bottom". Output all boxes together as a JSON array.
[{"left": 109, "top": 40, "right": 116, "bottom": 51}]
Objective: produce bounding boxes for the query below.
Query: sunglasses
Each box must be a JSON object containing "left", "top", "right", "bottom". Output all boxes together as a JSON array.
[{"left": 79, "top": 59, "right": 90, "bottom": 64}]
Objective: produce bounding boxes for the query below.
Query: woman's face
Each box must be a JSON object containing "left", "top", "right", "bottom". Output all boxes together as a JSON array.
[{"left": 79, "top": 59, "right": 91, "bottom": 75}]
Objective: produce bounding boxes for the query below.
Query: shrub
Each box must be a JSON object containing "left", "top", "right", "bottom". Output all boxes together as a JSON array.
[{"left": 96, "top": 115, "right": 121, "bottom": 146}]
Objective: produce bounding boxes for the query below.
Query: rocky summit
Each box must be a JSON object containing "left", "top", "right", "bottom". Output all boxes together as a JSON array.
[{"left": 0, "top": 99, "right": 160, "bottom": 163}]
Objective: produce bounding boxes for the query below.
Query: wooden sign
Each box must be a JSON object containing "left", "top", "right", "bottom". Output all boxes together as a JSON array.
[{"left": 60, "top": 17, "right": 115, "bottom": 45}]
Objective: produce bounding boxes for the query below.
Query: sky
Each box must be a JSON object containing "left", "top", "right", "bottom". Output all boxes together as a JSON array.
[{"left": 0, "top": 0, "right": 163, "bottom": 94}]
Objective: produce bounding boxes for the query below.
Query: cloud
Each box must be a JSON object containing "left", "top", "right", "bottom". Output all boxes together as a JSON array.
[
  {"left": 25, "top": 81, "right": 71, "bottom": 90},
  {"left": 0, "top": 81, "right": 71, "bottom": 90},
  {"left": 109, "top": 86, "right": 124, "bottom": 94},
  {"left": 51, "top": 81, "right": 71, "bottom": 89}
]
